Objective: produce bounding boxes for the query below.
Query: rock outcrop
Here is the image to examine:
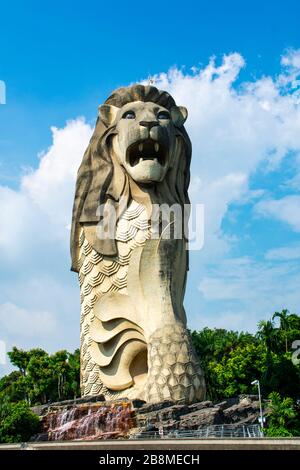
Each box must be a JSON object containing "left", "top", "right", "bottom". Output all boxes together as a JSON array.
[
  {"left": 31, "top": 394, "right": 265, "bottom": 441},
  {"left": 133, "top": 395, "right": 264, "bottom": 432}
]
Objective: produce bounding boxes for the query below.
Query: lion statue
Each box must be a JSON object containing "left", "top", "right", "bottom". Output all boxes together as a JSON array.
[{"left": 71, "top": 84, "right": 206, "bottom": 403}]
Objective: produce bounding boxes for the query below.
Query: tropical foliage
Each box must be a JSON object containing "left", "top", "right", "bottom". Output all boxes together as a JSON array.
[
  {"left": 3, "top": 347, "right": 81, "bottom": 405},
  {"left": 0, "top": 309, "right": 299, "bottom": 441},
  {"left": 191, "top": 309, "right": 300, "bottom": 401},
  {"left": 265, "top": 392, "right": 300, "bottom": 437},
  {"left": 191, "top": 309, "right": 300, "bottom": 436},
  {"left": 0, "top": 399, "right": 40, "bottom": 443},
  {"left": 0, "top": 348, "right": 81, "bottom": 443}
]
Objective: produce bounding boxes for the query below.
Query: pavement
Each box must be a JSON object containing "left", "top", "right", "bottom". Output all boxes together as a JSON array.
[{"left": 1, "top": 438, "right": 300, "bottom": 450}]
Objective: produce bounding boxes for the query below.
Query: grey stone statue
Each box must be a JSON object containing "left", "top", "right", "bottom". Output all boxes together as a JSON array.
[{"left": 71, "top": 85, "right": 206, "bottom": 403}]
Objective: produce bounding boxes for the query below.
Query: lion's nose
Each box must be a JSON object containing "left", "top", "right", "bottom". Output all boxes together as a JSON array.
[{"left": 139, "top": 121, "right": 159, "bottom": 130}]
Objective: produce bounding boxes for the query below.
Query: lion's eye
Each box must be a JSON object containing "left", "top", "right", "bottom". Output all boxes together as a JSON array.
[
  {"left": 157, "top": 111, "right": 170, "bottom": 120},
  {"left": 122, "top": 111, "right": 136, "bottom": 119}
]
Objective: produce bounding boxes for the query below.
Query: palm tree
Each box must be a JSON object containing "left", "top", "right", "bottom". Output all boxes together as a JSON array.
[
  {"left": 286, "top": 313, "right": 300, "bottom": 331},
  {"left": 272, "top": 309, "right": 290, "bottom": 353},
  {"left": 267, "top": 391, "right": 296, "bottom": 429},
  {"left": 257, "top": 320, "right": 278, "bottom": 353}
]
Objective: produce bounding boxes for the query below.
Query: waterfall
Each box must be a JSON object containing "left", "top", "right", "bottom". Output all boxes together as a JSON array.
[{"left": 41, "top": 401, "right": 135, "bottom": 441}]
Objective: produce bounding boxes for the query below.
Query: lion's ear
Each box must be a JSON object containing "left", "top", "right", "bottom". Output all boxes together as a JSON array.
[
  {"left": 98, "top": 105, "right": 119, "bottom": 127},
  {"left": 170, "top": 106, "right": 188, "bottom": 127}
]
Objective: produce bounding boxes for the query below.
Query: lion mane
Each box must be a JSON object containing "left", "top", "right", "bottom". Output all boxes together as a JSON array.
[{"left": 71, "top": 84, "right": 191, "bottom": 270}]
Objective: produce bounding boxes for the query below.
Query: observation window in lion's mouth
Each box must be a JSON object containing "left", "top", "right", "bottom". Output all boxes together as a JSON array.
[{"left": 127, "top": 139, "right": 167, "bottom": 167}]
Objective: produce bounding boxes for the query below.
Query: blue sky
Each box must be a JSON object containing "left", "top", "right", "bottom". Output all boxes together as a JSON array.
[
  {"left": 1, "top": 0, "right": 299, "bottom": 182},
  {"left": 1, "top": 0, "right": 300, "bottom": 373}
]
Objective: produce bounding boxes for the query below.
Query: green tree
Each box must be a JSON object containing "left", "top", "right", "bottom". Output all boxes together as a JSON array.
[
  {"left": 0, "top": 347, "right": 81, "bottom": 407},
  {"left": 191, "top": 327, "right": 257, "bottom": 400},
  {"left": 0, "top": 401, "right": 40, "bottom": 443},
  {"left": 256, "top": 320, "right": 278, "bottom": 353},
  {"left": 0, "top": 371, "right": 25, "bottom": 402},
  {"left": 65, "top": 349, "right": 80, "bottom": 398},
  {"left": 192, "top": 313, "right": 300, "bottom": 403},
  {"left": 209, "top": 342, "right": 268, "bottom": 397},
  {"left": 7, "top": 347, "right": 31, "bottom": 377},
  {"left": 287, "top": 313, "right": 300, "bottom": 330},
  {"left": 265, "top": 392, "right": 299, "bottom": 437},
  {"left": 26, "top": 351, "right": 53, "bottom": 404},
  {"left": 273, "top": 309, "right": 290, "bottom": 353},
  {"left": 260, "top": 354, "right": 300, "bottom": 399}
]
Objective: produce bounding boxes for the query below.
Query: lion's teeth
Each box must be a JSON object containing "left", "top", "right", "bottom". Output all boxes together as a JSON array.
[
  {"left": 154, "top": 158, "right": 158, "bottom": 163},
  {"left": 155, "top": 143, "right": 159, "bottom": 152},
  {"left": 139, "top": 143, "right": 143, "bottom": 152},
  {"left": 139, "top": 157, "right": 143, "bottom": 163}
]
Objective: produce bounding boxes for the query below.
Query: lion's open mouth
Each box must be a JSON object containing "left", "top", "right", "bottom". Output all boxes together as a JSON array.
[{"left": 127, "top": 139, "right": 167, "bottom": 167}]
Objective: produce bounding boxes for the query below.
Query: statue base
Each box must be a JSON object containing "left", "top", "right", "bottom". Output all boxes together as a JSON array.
[{"left": 31, "top": 395, "right": 264, "bottom": 442}]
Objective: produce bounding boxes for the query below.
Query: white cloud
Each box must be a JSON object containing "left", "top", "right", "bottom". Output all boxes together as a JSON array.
[
  {"left": 195, "top": 256, "right": 300, "bottom": 332},
  {"left": 1, "top": 50, "right": 300, "bottom": 361},
  {"left": 265, "top": 243, "right": 300, "bottom": 261},
  {"left": 281, "top": 48, "right": 300, "bottom": 69},
  {"left": 198, "top": 257, "right": 292, "bottom": 302},
  {"left": 0, "top": 118, "right": 93, "bottom": 260},
  {"left": 0, "top": 275, "right": 80, "bottom": 374},
  {"left": 21, "top": 118, "right": 92, "bottom": 234},
  {"left": 189, "top": 310, "right": 253, "bottom": 332},
  {"left": 255, "top": 195, "right": 300, "bottom": 232},
  {"left": 0, "top": 302, "right": 56, "bottom": 337},
  {"left": 0, "top": 119, "right": 92, "bottom": 368},
  {"left": 149, "top": 51, "right": 300, "bottom": 256},
  {"left": 279, "top": 48, "right": 300, "bottom": 89},
  {"left": 0, "top": 186, "right": 34, "bottom": 253}
]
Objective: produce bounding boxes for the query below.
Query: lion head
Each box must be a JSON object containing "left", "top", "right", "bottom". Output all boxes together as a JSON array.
[
  {"left": 70, "top": 84, "right": 192, "bottom": 271},
  {"left": 106, "top": 99, "right": 187, "bottom": 184}
]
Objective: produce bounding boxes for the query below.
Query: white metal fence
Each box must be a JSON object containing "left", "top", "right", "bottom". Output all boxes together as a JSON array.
[{"left": 130, "top": 424, "right": 262, "bottom": 439}]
